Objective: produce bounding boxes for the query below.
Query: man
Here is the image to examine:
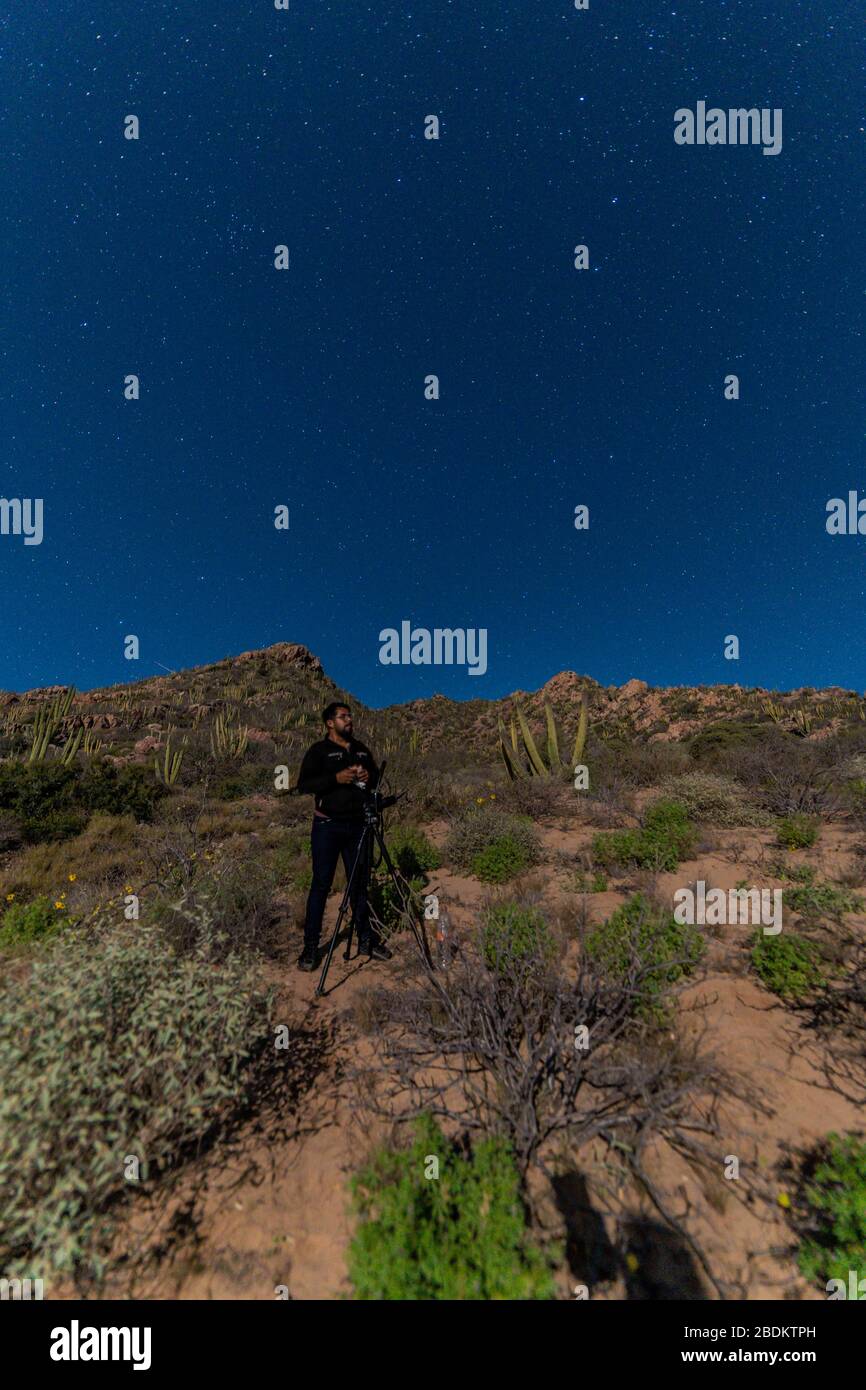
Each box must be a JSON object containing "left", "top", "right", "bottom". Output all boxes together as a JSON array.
[{"left": 295, "top": 702, "right": 393, "bottom": 972}]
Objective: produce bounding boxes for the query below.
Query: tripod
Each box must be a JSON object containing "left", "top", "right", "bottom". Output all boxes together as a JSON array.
[{"left": 314, "top": 769, "right": 433, "bottom": 997}]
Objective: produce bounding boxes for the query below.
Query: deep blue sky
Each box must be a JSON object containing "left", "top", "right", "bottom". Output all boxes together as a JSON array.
[{"left": 1, "top": 1, "right": 863, "bottom": 705}]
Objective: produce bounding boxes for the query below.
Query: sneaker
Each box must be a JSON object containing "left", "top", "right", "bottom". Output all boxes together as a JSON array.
[
  {"left": 297, "top": 948, "right": 318, "bottom": 972},
  {"left": 359, "top": 941, "right": 393, "bottom": 962}
]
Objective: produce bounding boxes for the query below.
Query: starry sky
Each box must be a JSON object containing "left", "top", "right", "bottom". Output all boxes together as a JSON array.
[{"left": 1, "top": 1, "right": 863, "bottom": 705}]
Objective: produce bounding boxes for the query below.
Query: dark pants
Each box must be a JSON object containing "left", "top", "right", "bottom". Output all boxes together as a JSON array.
[{"left": 303, "top": 816, "right": 375, "bottom": 952}]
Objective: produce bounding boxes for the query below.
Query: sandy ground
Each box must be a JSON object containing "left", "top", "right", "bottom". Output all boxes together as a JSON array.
[{"left": 60, "top": 818, "right": 866, "bottom": 1302}]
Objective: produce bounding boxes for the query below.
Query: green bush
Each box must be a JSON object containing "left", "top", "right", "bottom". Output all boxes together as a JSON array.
[
  {"left": 471, "top": 836, "right": 530, "bottom": 883},
  {"left": 444, "top": 806, "right": 540, "bottom": 874},
  {"left": 0, "top": 895, "right": 72, "bottom": 951},
  {"left": 750, "top": 930, "right": 826, "bottom": 1000},
  {"left": 348, "top": 1114, "right": 557, "bottom": 1300},
  {"left": 0, "top": 917, "right": 272, "bottom": 1281},
  {"left": 796, "top": 1134, "right": 866, "bottom": 1290},
  {"left": 387, "top": 824, "right": 440, "bottom": 878},
  {"left": 777, "top": 814, "right": 820, "bottom": 850},
  {"left": 481, "top": 901, "right": 554, "bottom": 972},
  {"left": 592, "top": 800, "right": 697, "bottom": 873},
  {"left": 585, "top": 892, "right": 704, "bottom": 1021},
  {"left": 784, "top": 879, "right": 863, "bottom": 924},
  {"left": 0, "top": 759, "right": 165, "bottom": 845}
]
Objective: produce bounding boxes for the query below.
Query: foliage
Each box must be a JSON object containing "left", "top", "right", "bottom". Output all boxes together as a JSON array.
[
  {"left": 585, "top": 892, "right": 705, "bottom": 1021},
  {"left": 750, "top": 929, "right": 826, "bottom": 1001},
  {"left": 0, "top": 895, "right": 73, "bottom": 951},
  {"left": 481, "top": 901, "right": 555, "bottom": 972},
  {"left": 796, "top": 1134, "right": 866, "bottom": 1290},
  {"left": 471, "top": 835, "right": 531, "bottom": 883},
  {"left": 0, "top": 915, "right": 271, "bottom": 1283},
  {"left": 592, "top": 799, "right": 697, "bottom": 873},
  {"left": 444, "top": 805, "right": 540, "bottom": 874},
  {"left": 348, "top": 1115, "right": 557, "bottom": 1300},
  {"left": 658, "top": 772, "right": 769, "bottom": 827},
  {"left": 777, "top": 814, "right": 820, "bottom": 850}
]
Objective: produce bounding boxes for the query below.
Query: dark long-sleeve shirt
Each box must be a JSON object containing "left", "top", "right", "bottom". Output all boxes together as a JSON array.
[{"left": 296, "top": 736, "right": 379, "bottom": 820}]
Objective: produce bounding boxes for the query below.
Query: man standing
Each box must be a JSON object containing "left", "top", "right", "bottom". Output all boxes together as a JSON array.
[{"left": 295, "top": 702, "right": 393, "bottom": 971}]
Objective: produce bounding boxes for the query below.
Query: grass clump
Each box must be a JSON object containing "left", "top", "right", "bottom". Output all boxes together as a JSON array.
[
  {"left": 386, "top": 823, "right": 440, "bottom": 878},
  {"left": 795, "top": 1133, "right": 866, "bottom": 1291},
  {"left": 750, "top": 929, "right": 826, "bottom": 1001},
  {"left": 0, "top": 915, "right": 271, "bottom": 1283},
  {"left": 585, "top": 892, "right": 704, "bottom": 1021},
  {"left": 592, "top": 799, "right": 697, "bottom": 873},
  {"left": 348, "top": 1114, "right": 557, "bottom": 1300}
]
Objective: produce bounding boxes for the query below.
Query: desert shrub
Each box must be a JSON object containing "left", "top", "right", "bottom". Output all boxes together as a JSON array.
[
  {"left": 586, "top": 892, "right": 705, "bottom": 1021},
  {"left": 750, "top": 930, "right": 826, "bottom": 1000},
  {"left": 784, "top": 879, "right": 863, "bottom": 925},
  {"left": 0, "top": 759, "right": 165, "bottom": 845},
  {"left": 482, "top": 901, "right": 555, "bottom": 971},
  {"left": 795, "top": 1134, "right": 866, "bottom": 1290},
  {"left": 0, "top": 895, "right": 73, "bottom": 951},
  {"left": 777, "top": 814, "right": 820, "bottom": 850},
  {"left": 593, "top": 739, "right": 690, "bottom": 789},
  {"left": 688, "top": 721, "right": 769, "bottom": 766},
  {"left": 348, "top": 1114, "right": 557, "bottom": 1300},
  {"left": 149, "top": 855, "right": 277, "bottom": 958},
  {"left": 658, "top": 772, "right": 769, "bottom": 828},
  {"left": 471, "top": 835, "right": 531, "bottom": 883},
  {"left": 444, "top": 805, "right": 540, "bottom": 874},
  {"left": 386, "top": 824, "right": 440, "bottom": 878},
  {"left": 0, "top": 916, "right": 272, "bottom": 1282},
  {"left": 213, "top": 764, "right": 271, "bottom": 801},
  {"left": 592, "top": 800, "right": 697, "bottom": 873}
]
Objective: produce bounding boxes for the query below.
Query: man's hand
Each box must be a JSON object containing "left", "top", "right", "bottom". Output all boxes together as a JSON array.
[{"left": 336, "top": 765, "right": 363, "bottom": 785}]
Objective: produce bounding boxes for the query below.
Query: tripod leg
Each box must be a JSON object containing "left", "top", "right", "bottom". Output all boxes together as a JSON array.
[
  {"left": 375, "top": 828, "right": 434, "bottom": 969},
  {"left": 314, "top": 824, "right": 371, "bottom": 997}
]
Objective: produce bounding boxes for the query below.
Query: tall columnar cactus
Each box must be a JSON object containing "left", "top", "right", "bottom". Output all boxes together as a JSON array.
[
  {"left": 210, "top": 713, "right": 249, "bottom": 760},
  {"left": 499, "top": 692, "right": 589, "bottom": 780},
  {"left": 155, "top": 735, "right": 186, "bottom": 785},
  {"left": 26, "top": 688, "right": 76, "bottom": 763}
]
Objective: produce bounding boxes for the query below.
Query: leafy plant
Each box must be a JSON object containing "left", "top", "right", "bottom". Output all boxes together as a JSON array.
[
  {"left": 750, "top": 930, "right": 826, "bottom": 1000},
  {"left": 481, "top": 901, "right": 554, "bottom": 972},
  {"left": 471, "top": 835, "right": 531, "bottom": 883},
  {"left": 0, "top": 895, "right": 72, "bottom": 951},
  {"left": 348, "top": 1114, "right": 557, "bottom": 1300},
  {"left": 444, "top": 805, "right": 540, "bottom": 874},
  {"left": 795, "top": 1134, "right": 866, "bottom": 1290},
  {"left": 585, "top": 892, "right": 705, "bottom": 1021},
  {"left": 0, "top": 915, "right": 272, "bottom": 1282},
  {"left": 777, "top": 814, "right": 820, "bottom": 850},
  {"left": 592, "top": 799, "right": 697, "bottom": 873}
]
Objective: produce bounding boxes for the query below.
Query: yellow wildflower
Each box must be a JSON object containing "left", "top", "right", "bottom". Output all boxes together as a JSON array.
[
  {"left": 777, "top": 1192, "right": 791, "bottom": 1210},
  {"left": 68, "top": 873, "right": 77, "bottom": 882},
  {"left": 625, "top": 1252, "right": 640, "bottom": 1273},
  {"left": 6, "top": 893, "right": 14, "bottom": 902}
]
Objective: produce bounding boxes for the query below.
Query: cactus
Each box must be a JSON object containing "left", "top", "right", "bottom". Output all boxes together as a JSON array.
[
  {"left": 26, "top": 688, "right": 76, "bottom": 762},
  {"left": 82, "top": 729, "right": 102, "bottom": 756},
  {"left": 155, "top": 735, "right": 186, "bottom": 785},
  {"left": 210, "top": 712, "right": 249, "bottom": 760},
  {"left": 762, "top": 699, "right": 786, "bottom": 725},
  {"left": 58, "top": 727, "right": 83, "bottom": 766},
  {"left": 499, "top": 693, "right": 589, "bottom": 780}
]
